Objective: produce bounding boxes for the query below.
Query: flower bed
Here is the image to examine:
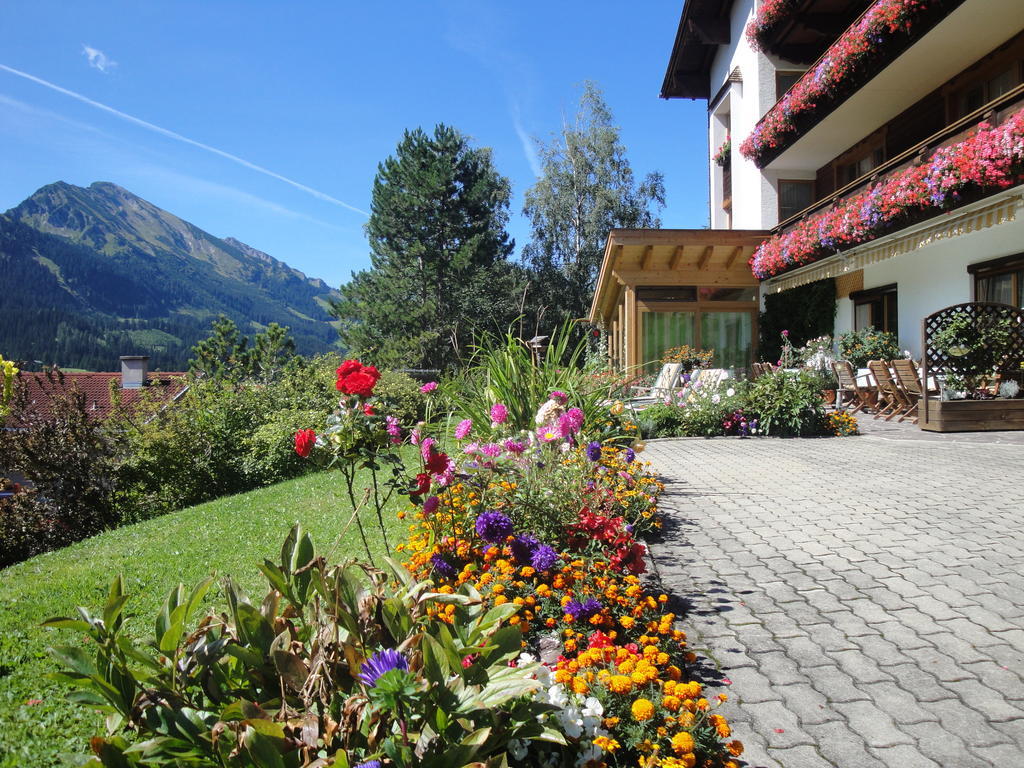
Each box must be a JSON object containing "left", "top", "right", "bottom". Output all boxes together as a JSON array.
[
  {"left": 740, "top": 0, "right": 955, "bottom": 168},
  {"left": 47, "top": 362, "right": 744, "bottom": 768},
  {"left": 750, "top": 106, "right": 1024, "bottom": 278}
]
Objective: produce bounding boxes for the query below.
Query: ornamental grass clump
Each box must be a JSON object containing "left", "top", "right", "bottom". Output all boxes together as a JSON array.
[{"left": 45, "top": 525, "right": 562, "bottom": 768}]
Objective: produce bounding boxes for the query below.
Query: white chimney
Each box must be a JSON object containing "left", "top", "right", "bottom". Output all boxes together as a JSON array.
[{"left": 120, "top": 356, "right": 150, "bottom": 389}]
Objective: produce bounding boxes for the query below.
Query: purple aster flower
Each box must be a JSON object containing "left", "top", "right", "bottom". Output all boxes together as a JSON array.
[
  {"left": 420, "top": 381, "right": 438, "bottom": 393},
  {"left": 585, "top": 441, "right": 603, "bottom": 462},
  {"left": 358, "top": 648, "right": 408, "bottom": 688},
  {"left": 510, "top": 533, "right": 539, "bottom": 564},
  {"left": 423, "top": 495, "right": 440, "bottom": 514},
  {"left": 530, "top": 544, "right": 558, "bottom": 571},
  {"left": 490, "top": 402, "right": 509, "bottom": 426},
  {"left": 454, "top": 419, "right": 473, "bottom": 440},
  {"left": 355, "top": 762, "right": 382, "bottom": 768},
  {"left": 475, "top": 510, "right": 513, "bottom": 543},
  {"left": 481, "top": 442, "right": 502, "bottom": 458},
  {"left": 564, "top": 598, "right": 602, "bottom": 622},
  {"left": 430, "top": 553, "right": 458, "bottom": 579},
  {"left": 504, "top": 438, "right": 525, "bottom": 455},
  {"left": 558, "top": 407, "right": 585, "bottom": 437},
  {"left": 624, "top": 448, "right": 635, "bottom": 464},
  {"left": 549, "top": 390, "right": 567, "bottom": 403},
  {"left": 385, "top": 415, "right": 401, "bottom": 438}
]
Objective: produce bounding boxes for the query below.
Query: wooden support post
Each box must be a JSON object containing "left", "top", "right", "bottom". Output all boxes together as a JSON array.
[{"left": 624, "top": 286, "right": 637, "bottom": 370}]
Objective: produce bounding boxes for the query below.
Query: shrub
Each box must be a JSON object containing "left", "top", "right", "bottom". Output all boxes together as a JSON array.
[
  {"left": 0, "top": 375, "right": 121, "bottom": 565},
  {"left": 635, "top": 402, "right": 687, "bottom": 438},
  {"left": 838, "top": 327, "right": 901, "bottom": 368},
  {"left": 47, "top": 526, "right": 557, "bottom": 768},
  {"left": 745, "top": 369, "right": 826, "bottom": 436},
  {"left": 374, "top": 369, "right": 427, "bottom": 425}
]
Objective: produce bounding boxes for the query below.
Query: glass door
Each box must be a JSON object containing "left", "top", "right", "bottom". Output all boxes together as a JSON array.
[
  {"left": 642, "top": 311, "right": 695, "bottom": 372},
  {"left": 700, "top": 312, "right": 753, "bottom": 370}
]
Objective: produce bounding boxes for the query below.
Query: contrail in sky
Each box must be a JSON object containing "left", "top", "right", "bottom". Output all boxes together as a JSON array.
[{"left": 0, "top": 63, "right": 368, "bottom": 217}]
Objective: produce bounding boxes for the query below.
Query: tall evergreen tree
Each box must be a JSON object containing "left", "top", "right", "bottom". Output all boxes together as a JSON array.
[
  {"left": 332, "top": 124, "right": 522, "bottom": 371},
  {"left": 522, "top": 82, "right": 666, "bottom": 331}
]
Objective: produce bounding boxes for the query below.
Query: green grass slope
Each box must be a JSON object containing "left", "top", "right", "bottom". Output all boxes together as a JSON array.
[{"left": 0, "top": 470, "right": 407, "bottom": 767}]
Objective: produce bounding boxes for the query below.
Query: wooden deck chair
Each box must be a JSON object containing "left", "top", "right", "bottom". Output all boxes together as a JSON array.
[
  {"left": 629, "top": 363, "right": 683, "bottom": 402},
  {"left": 833, "top": 360, "right": 875, "bottom": 414},
  {"left": 891, "top": 358, "right": 922, "bottom": 424},
  {"left": 868, "top": 360, "right": 912, "bottom": 421},
  {"left": 697, "top": 368, "right": 728, "bottom": 389}
]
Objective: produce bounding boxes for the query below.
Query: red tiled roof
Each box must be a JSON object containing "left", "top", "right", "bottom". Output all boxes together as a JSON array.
[{"left": 9, "top": 371, "right": 188, "bottom": 426}]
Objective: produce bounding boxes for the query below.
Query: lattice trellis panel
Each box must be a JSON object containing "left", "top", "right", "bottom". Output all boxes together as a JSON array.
[{"left": 923, "top": 302, "right": 1024, "bottom": 377}]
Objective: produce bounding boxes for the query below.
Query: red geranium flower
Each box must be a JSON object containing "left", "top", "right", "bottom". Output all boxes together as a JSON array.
[
  {"left": 294, "top": 429, "right": 316, "bottom": 458},
  {"left": 425, "top": 450, "right": 449, "bottom": 476},
  {"left": 414, "top": 472, "right": 431, "bottom": 495}
]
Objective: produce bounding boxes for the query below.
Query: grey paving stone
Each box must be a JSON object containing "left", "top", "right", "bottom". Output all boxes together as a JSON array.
[
  {"left": 643, "top": 436, "right": 1024, "bottom": 767},
  {"left": 866, "top": 744, "right": 941, "bottom": 768},
  {"left": 902, "top": 721, "right": 990, "bottom": 768},
  {"left": 775, "top": 682, "right": 842, "bottom": 726},
  {"left": 804, "top": 722, "right": 887, "bottom": 768}
]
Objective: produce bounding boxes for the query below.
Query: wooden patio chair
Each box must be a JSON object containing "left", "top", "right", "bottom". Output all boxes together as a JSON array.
[
  {"left": 833, "top": 360, "right": 876, "bottom": 414},
  {"left": 628, "top": 362, "right": 683, "bottom": 403},
  {"left": 891, "top": 358, "right": 923, "bottom": 424},
  {"left": 867, "top": 360, "right": 913, "bottom": 421}
]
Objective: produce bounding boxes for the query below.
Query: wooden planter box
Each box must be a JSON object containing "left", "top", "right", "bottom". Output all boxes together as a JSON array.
[{"left": 920, "top": 397, "right": 1024, "bottom": 432}]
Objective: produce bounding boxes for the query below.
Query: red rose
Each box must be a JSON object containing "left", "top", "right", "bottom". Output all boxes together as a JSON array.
[
  {"left": 425, "top": 451, "right": 449, "bottom": 476},
  {"left": 414, "top": 472, "right": 431, "bottom": 495},
  {"left": 337, "top": 359, "right": 362, "bottom": 378},
  {"left": 338, "top": 370, "right": 377, "bottom": 397},
  {"left": 294, "top": 429, "right": 316, "bottom": 458}
]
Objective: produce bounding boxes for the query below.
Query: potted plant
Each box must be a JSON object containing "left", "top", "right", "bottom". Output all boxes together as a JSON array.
[
  {"left": 798, "top": 334, "right": 838, "bottom": 404},
  {"left": 837, "top": 327, "right": 901, "bottom": 369}
]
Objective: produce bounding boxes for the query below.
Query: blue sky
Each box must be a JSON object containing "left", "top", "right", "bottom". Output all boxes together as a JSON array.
[{"left": 0, "top": 1, "right": 709, "bottom": 289}]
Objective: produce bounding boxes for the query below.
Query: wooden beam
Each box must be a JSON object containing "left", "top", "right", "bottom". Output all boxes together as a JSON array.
[
  {"left": 725, "top": 246, "right": 744, "bottom": 269},
  {"left": 613, "top": 268, "right": 758, "bottom": 287},
  {"left": 608, "top": 229, "right": 769, "bottom": 247},
  {"left": 697, "top": 245, "right": 714, "bottom": 270},
  {"left": 669, "top": 245, "right": 685, "bottom": 270},
  {"left": 687, "top": 17, "right": 730, "bottom": 45},
  {"left": 640, "top": 245, "right": 653, "bottom": 270}
]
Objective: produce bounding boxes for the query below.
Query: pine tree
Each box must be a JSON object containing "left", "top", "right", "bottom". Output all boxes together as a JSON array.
[
  {"left": 522, "top": 82, "right": 666, "bottom": 331},
  {"left": 332, "top": 124, "right": 523, "bottom": 371}
]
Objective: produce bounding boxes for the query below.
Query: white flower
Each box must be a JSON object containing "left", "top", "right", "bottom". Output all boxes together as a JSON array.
[
  {"left": 711, "top": 394, "right": 721, "bottom": 404},
  {"left": 581, "top": 697, "right": 604, "bottom": 718},
  {"left": 726, "top": 387, "right": 736, "bottom": 397},
  {"left": 547, "top": 684, "right": 568, "bottom": 709},
  {"left": 509, "top": 739, "right": 529, "bottom": 761}
]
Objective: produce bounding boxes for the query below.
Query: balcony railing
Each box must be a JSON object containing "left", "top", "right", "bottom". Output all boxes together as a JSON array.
[
  {"left": 750, "top": 85, "right": 1024, "bottom": 279},
  {"left": 740, "top": 0, "right": 966, "bottom": 168}
]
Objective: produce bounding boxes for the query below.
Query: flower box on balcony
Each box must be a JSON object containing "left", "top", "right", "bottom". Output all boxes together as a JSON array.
[{"left": 741, "top": 0, "right": 967, "bottom": 169}]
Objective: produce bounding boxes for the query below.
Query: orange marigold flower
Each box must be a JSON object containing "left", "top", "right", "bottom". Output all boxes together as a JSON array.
[
  {"left": 662, "top": 694, "right": 681, "bottom": 712},
  {"left": 727, "top": 740, "right": 744, "bottom": 756},
  {"left": 607, "top": 675, "right": 633, "bottom": 694},
  {"left": 671, "top": 731, "right": 695, "bottom": 755},
  {"left": 631, "top": 698, "right": 655, "bottom": 721},
  {"left": 710, "top": 713, "right": 731, "bottom": 737}
]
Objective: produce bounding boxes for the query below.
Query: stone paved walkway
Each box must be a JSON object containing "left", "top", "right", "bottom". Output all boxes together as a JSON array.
[{"left": 644, "top": 432, "right": 1024, "bottom": 768}]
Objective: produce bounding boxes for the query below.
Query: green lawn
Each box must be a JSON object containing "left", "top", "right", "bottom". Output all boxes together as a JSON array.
[{"left": 0, "top": 469, "right": 407, "bottom": 767}]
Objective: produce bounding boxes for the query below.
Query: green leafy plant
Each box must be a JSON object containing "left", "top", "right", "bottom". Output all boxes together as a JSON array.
[
  {"left": 838, "top": 327, "right": 901, "bottom": 368},
  {"left": 373, "top": 370, "right": 428, "bottom": 426},
  {"left": 45, "top": 525, "right": 561, "bottom": 768},
  {"left": 745, "top": 369, "right": 826, "bottom": 436},
  {"left": 931, "top": 310, "right": 1015, "bottom": 394}
]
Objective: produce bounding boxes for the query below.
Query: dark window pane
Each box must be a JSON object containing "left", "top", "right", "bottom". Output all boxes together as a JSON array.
[
  {"left": 698, "top": 286, "right": 758, "bottom": 301},
  {"left": 776, "top": 71, "right": 803, "bottom": 100},
  {"left": 779, "top": 181, "right": 814, "bottom": 220},
  {"left": 637, "top": 286, "right": 697, "bottom": 302}
]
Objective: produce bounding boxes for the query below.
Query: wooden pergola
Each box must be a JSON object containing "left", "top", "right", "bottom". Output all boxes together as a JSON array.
[{"left": 589, "top": 229, "right": 769, "bottom": 371}]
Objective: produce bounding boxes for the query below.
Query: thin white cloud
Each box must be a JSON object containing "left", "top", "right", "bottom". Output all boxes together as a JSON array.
[
  {"left": 510, "top": 102, "right": 541, "bottom": 177},
  {"left": 82, "top": 45, "right": 117, "bottom": 74},
  {"left": 0, "top": 63, "right": 369, "bottom": 217}
]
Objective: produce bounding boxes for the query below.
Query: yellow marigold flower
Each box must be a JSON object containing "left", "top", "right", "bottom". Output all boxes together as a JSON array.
[
  {"left": 602, "top": 717, "right": 620, "bottom": 729},
  {"left": 554, "top": 668, "right": 572, "bottom": 684},
  {"left": 661, "top": 758, "right": 695, "bottom": 768},
  {"left": 710, "top": 713, "right": 731, "bottom": 737},
  {"left": 493, "top": 595, "right": 508, "bottom": 606},
  {"left": 607, "top": 675, "right": 633, "bottom": 694},
  {"left": 671, "top": 731, "right": 695, "bottom": 756},
  {"left": 593, "top": 735, "right": 620, "bottom": 753},
  {"left": 695, "top": 698, "right": 710, "bottom": 712},
  {"left": 572, "top": 677, "right": 590, "bottom": 695},
  {"left": 564, "top": 639, "right": 577, "bottom": 653},
  {"left": 717, "top": 693, "right": 728, "bottom": 703},
  {"left": 619, "top": 615, "right": 635, "bottom": 629},
  {"left": 617, "top": 658, "right": 635, "bottom": 674},
  {"left": 630, "top": 671, "right": 647, "bottom": 685},
  {"left": 680, "top": 681, "right": 701, "bottom": 698},
  {"left": 631, "top": 698, "right": 655, "bottom": 721},
  {"left": 491, "top": 583, "right": 505, "bottom": 595},
  {"left": 677, "top": 711, "right": 695, "bottom": 728},
  {"left": 727, "top": 740, "right": 744, "bottom": 756},
  {"left": 662, "top": 694, "right": 681, "bottom": 712}
]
